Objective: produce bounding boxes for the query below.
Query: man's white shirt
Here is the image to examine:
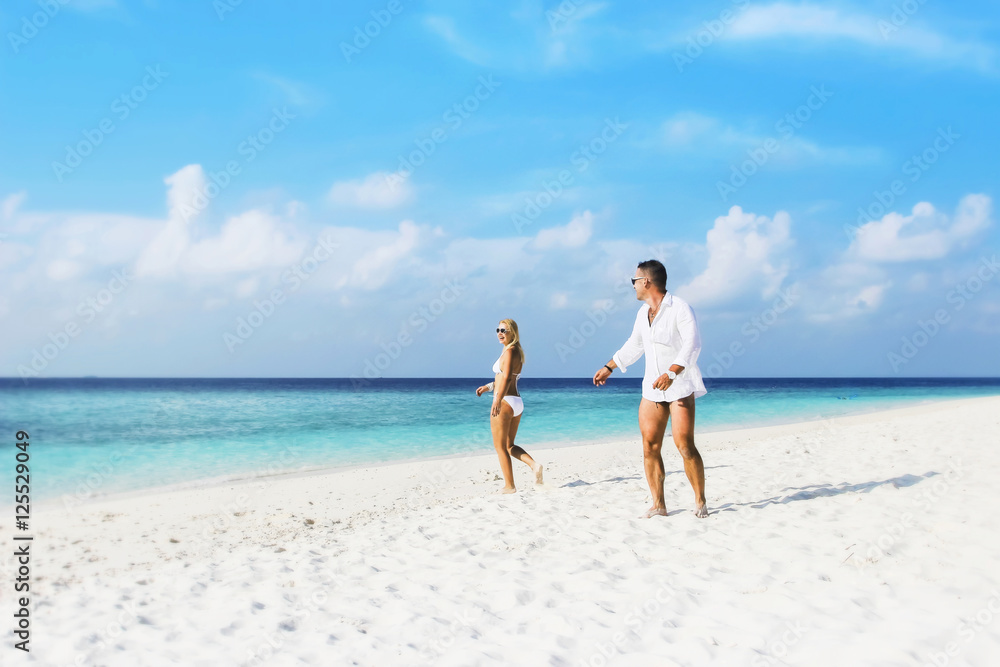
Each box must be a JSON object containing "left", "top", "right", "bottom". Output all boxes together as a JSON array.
[{"left": 612, "top": 292, "right": 707, "bottom": 403}]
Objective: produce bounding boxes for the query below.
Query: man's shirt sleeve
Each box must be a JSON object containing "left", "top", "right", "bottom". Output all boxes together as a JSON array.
[
  {"left": 613, "top": 313, "right": 645, "bottom": 372},
  {"left": 672, "top": 300, "right": 702, "bottom": 369}
]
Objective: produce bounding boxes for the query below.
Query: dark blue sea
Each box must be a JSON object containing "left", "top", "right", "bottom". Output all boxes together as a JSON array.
[{"left": 2, "top": 377, "right": 998, "bottom": 502}]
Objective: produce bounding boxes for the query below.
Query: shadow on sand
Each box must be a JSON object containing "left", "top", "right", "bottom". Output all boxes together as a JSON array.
[
  {"left": 559, "top": 469, "right": 939, "bottom": 518},
  {"left": 713, "top": 471, "right": 939, "bottom": 515},
  {"left": 559, "top": 465, "right": 731, "bottom": 489}
]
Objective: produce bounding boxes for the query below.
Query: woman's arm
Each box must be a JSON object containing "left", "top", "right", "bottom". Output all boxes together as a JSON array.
[{"left": 491, "top": 348, "right": 513, "bottom": 416}]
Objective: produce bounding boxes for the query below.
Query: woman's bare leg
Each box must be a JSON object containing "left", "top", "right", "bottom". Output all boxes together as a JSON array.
[
  {"left": 506, "top": 414, "right": 543, "bottom": 484},
  {"left": 491, "top": 402, "right": 516, "bottom": 492}
]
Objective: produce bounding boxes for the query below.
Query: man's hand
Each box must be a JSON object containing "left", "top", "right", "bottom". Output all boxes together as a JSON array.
[
  {"left": 652, "top": 373, "right": 674, "bottom": 391},
  {"left": 593, "top": 367, "right": 611, "bottom": 386},
  {"left": 476, "top": 385, "right": 489, "bottom": 397}
]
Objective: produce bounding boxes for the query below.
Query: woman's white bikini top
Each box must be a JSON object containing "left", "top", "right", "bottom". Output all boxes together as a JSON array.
[{"left": 493, "top": 351, "right": 521, "bottom": 378}]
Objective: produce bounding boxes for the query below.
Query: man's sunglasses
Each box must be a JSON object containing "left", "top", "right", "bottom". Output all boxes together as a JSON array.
[{"left": 631, "top": 276, "right": 647, "bottom": 285}]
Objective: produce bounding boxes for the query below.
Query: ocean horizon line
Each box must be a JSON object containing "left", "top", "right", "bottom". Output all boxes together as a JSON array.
[
  {"left": 7, "top": 377, "right": 1000, "bottom": 502},
  {"left": 5, "top": 375, "right": 1000, "bottom": 381}
]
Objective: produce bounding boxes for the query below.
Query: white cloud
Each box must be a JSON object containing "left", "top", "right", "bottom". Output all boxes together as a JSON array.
[
  {"left": 3, "top": 191, "right": 26, "bottom": 220},
  {"left": 423, "top": 5, "right": 621, "bottom": 73},
  {"left": 135, "top": 165, "right": 206, "bottom": 277},
  {"left": 135, "top": 219, "right": 189, "bottom": 277},
  {"left": 677, "top": 205, "right": 792, "bottom": 306},
  {"left": 534, "top": 211, "right": 593, "bottom": 249},
  {"left": 660, "top": 112, "right": 881, "bottom": 167},
  {"left": 135, "top": 165, "right": 307, "bottom": 278},
  {"left": 663, "top": 112, "right": 719, "bottom": 145},
  {"left": 725, "top": 3, "right": 994, "bottom": 70},
  {"left": 46, "top": 259, "right": 84, "bottom": 282},
  {"left": 235, "top": 278, "right": 259, "bottom": 299},
  {"left": 729, "top": 4, "right": 873, "bottom": 41},
  {"left": 184, "top": 210, "right": 305, "bottom": 275},
  {"left": 424, "top": 15, "right": 494, "bottom": 66},
  {"left": 338, "top": 220, "right": 424, "bottom": 290},
  {"left": 847, "top": 282, "right": 892, "bottom": 310},
  {"left": 328, "top": 171, "right": 414, "bottom": 209},
  {"left": 439, "top": 236, "right": 538, "bottom": 278},
  {"left": 166, "top": 164, "right": 208, "bottom": 222},
  {"left": 5, "top": 161, "right": 998, "bottom": 379},
  {"left": 806, "top": 195, "right": 992, "bottom": 322},
  {"left": 20, "top": 213, "right": 160, "bottom": 283},
  {"left": 849, "top": 194, "right": 992, "bottom": 262},
  {"left": 800, "top": 259, "right": 889, "bottom": 323},
  {"left": 253, "top": 72, "right": 320, "bottom": 109},
  {"left": 543, "top": 2, "right": 609, "bottom": 68}
]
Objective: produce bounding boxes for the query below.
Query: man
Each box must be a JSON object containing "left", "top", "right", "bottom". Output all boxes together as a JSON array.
[{"left": 593, "top": 259, "right": 708, "bottom": 518}]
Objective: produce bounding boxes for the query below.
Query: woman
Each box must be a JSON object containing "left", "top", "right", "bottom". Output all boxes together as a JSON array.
[{"left": 476, "top": 318, "right": 543, "bottom": 493}]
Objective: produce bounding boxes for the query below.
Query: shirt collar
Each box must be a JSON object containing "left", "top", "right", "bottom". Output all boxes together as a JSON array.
[{"left": 644, "top": 292, "right": 673, "bottom": 322}]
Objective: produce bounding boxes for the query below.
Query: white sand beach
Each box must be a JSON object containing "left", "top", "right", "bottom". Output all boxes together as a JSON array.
[{"left": 7, "top": 396, "right": 1000, "bottom": 666}]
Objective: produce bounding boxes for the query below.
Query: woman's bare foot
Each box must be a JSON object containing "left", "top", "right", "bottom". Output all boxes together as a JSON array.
[
  {"left": 501, "top": 486, "right": 517, "bottom": 494},
  {"left": 641, "top": 506, "right": 667, "bottom": 519},
  {"left": 532, "top": 463, "right": 544, "bottom": 485}
]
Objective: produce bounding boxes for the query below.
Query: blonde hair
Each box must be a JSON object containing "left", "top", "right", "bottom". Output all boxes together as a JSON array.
[{"left": 499, "top": 318, "right": 525, "bottom": 365}]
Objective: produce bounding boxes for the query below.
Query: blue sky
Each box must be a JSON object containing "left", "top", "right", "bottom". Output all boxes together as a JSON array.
[{"left": 2, "top": 0, "right": 998, "bottom": 379}]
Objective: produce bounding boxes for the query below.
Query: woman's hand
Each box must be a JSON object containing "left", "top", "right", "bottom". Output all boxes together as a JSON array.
[{"left": 491, "top": 401, "right": 501, "bottom": 417}]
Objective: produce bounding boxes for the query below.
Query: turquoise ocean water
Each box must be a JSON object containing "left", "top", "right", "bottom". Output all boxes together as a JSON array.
[{"left": 2, "top": 377, "right": 998, "bottom": 502}]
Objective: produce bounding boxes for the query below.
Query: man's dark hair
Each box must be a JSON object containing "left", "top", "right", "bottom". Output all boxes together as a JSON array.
[{"left": 637, "top": 259, "right": 667, "bottom": 291}]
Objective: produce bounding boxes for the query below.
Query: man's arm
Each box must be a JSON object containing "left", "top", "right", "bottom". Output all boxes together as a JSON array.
[
  {"left": 594, "top": 314, "right": 643, "bottom": 386},
  {"left": 612, "top": 315, "right": 644, "bottom": 372},
  {"left": 672, "top": 301, "right": 701, "bottom": 370},
  {"left": 652, "top": 302, "right": 700, "bottom": 390}
]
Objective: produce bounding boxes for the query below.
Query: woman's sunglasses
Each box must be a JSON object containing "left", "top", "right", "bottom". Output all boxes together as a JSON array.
[{"left": 496, "top": 328, "right": 508, "bottom": 334}]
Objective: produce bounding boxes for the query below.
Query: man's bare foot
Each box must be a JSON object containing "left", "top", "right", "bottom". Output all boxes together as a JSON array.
[
  {"left": 532, "top": 463, "right": 544, "bottom": 485},
  {"left": 641, "top": 506, "right": 667, "bottom": 519},
  {"left": 501, "top": 486, "right": 517, "bottom": 494},
  {"left": 694, "top": 504, "right": 708, "bottom": 518}
]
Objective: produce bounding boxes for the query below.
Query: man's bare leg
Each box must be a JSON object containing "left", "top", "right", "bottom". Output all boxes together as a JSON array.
[
  {"left": 491, "top": 403, "right": 517, "bottom": 493},
  {"left": 506, "top": 414, "right": 543, "bottom": 484},
  {"left": 668, "top": 394, "right": 707, "bottom": 517},
  {"left": 638, "top": 398, "right": 670, "bottom": 517}
]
